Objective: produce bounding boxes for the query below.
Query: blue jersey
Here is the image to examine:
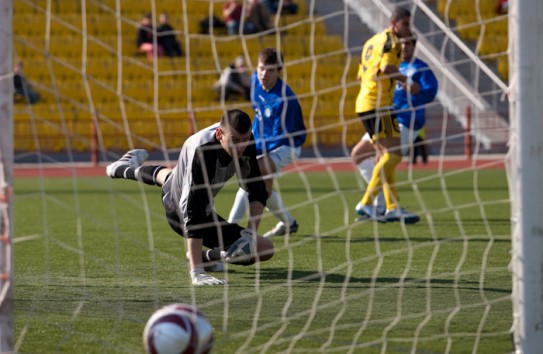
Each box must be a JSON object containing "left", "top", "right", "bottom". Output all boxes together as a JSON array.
[
  {"left": 394, "top": 58, "right": 438, "bottom": 131},
  {"left": 250, "top": 72, "right": 306, "bottom": 155}
]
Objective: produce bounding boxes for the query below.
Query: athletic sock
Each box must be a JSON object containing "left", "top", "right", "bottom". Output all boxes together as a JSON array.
[
  {"left": 134, "top": 165, "right": 166, "bottom": 186},
  {"left": 361, "top": 152, "right": 401, "bottom": 209},
  {"left": 382, "top": 152, "right": 402, "bottom": 210},
  {"left": 202, "top": 249, "right": 222, "bottom": 262},
  {"left": 357, "top": 157, "right": 375, "bottom": 184},
  {"left": 228, "top": 188, "right": 249, "bottom": 223},
  {"left": 266, "top": 191, "right": 295, "bottom": 226},
  {"left": 114, "top": 166, "right": 136, "bottom": 180}
]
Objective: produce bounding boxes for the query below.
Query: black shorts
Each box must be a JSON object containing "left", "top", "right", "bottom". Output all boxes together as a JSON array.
[
  {"left": 161, "top": 175, "right": 243, "bottom": 249},
  {"left": 358, "top": 109, "right": 400, "bottom": 140}
]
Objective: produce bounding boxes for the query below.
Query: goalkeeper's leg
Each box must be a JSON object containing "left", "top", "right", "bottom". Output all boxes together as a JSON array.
[{"left": 106, "top": 149, "right": 171, "bottom": 186}]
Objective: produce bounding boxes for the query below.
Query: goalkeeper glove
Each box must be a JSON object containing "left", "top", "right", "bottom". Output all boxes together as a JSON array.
[
  {"left": 190, "top": 268, "right": 227, "bottom": 285},
  {"left": 222, "top": 229, "right": 256, "bottom": 263}
]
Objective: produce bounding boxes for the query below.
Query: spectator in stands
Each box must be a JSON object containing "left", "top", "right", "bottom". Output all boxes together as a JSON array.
[
  {"left": 495, "top": 0, "right": 508, "bottom": 14},
  {"left": 13, "top": 61, "right": 40, "bottom": 104},
  {"left": 199, "top": 15, "right": 226, "bottom": 34},
  {"left": 246, "top": 0, "right": 272, "bottom": 34},
  {"left": 157, "top": 12, "right": 183, "bottom": 57},
  {"left": 137, "top": 13, "right": 164, "bottom": 62},
  {"left": 213, "top": 56, "right": 251, "bottom": 101},
  {"left": 261, "top": 0, "right": 298, "bottom": 15},
  {"left": 223, "top": 0, "right": 246, "bottom": 35}
]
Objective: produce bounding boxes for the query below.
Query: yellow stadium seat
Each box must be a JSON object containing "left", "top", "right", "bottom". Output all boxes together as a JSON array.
[
  {"left": 479, "top": 34, "right": 507, "bottom": 55},
  {"left": 14, "top": 0, "right": 356, "bottom": 151},
  {"left": 456, "top": 16, "right": 481, "bottom": 41},
  {"left": 496, "top": 55, "right": 508, "bottom": 81}
]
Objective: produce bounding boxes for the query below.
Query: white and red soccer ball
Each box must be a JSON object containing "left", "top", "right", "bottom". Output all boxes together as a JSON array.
[{"left": 143, "top": 303, "right": 214, "bottom": 354}]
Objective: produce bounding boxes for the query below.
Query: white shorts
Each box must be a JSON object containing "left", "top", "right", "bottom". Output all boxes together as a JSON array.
[
  {"left": 260, "top": 145, "right": 301, "bottom": 177},
  {"left": 362, "top": 124, "right": 420, "bottom": 156}
]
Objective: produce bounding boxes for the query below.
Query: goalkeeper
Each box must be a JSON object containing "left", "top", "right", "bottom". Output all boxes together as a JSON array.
[{"left": 106, "top": 109, "right": 274, "bottom": 285}]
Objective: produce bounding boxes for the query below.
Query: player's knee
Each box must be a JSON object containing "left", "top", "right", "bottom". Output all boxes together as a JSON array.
[{"left": 352, "top": 139, "right": 374, "bottom": 163}]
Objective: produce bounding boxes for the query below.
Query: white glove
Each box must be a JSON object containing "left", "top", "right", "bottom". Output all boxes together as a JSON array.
[
  {"left": 222, "top": 230, "right": 256, "bottom": 263},
  {"left": 240, "top": 228, "right": 257, "bottom": 238},
  {"left": 190, "top": 268, "right": 227, "bottom": 286}
]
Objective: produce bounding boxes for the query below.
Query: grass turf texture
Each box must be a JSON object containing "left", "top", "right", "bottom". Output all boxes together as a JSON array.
[{"left": 13, "top": 168, "right": 512, "bottom": 353}]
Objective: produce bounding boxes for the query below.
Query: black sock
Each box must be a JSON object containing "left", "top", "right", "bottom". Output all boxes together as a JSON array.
[
  {"left": 135, "top": 165, "right": 166, "bottom": 186},
  {"left": 114, "top": 166, "right": 136, "bottom": 180},
  {"left": 202, "top": 249, "right": 222, "bottom": 262}
]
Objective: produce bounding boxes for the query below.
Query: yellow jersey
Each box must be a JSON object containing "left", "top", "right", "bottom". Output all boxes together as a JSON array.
[{"left": 355, "top": 28, "right": 402, "bottom": 113}]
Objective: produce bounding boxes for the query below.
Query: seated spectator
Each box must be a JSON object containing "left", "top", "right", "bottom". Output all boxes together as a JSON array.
[
  {"left": 246, "top": 0, "right": 272, "bottom": 34},
  {"left": 157, "top": 12, "right": 183, "bottom": 57},
  {"left": 136, "top": 13, "right": 164, "bottom": 62},
  {"left": 261, "top": 0, "right": 298, "bottom": 15},
  {"left": 13, "top": 61, "right": 40, "bottom": 104},
  {"left": 199, "top": 15, "right": 226, "bottom": 34},
  {"left": 212, "top": 56, "right": 251, "bottom": 101},
  {"left": 223, "top": 0, "right": 244, "bottom": 35}
]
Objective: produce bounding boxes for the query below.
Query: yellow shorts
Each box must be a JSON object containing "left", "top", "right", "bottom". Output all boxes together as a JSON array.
[{"left": 358, "top": 108, "right": 400, "bottom": 141}]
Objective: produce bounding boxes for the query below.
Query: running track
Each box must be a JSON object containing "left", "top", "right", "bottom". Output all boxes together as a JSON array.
[{"left": 14, "top": 156, "right": 505, "bottom": 178}]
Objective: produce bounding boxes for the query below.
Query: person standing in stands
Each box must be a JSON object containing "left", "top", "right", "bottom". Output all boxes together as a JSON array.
[
  {"left": 157, "top": 12, "right": 183, "bottom": 57},
  {"left": 137, "top": 13, "right": 164, "bottom": 62}
]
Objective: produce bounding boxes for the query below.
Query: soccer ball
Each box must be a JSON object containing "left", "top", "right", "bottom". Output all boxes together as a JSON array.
[{"left": 143, "top": 303, "right": 214, "bottom": 354}]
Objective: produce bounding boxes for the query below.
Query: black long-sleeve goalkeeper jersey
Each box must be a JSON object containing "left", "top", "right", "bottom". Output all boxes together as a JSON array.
[{"left": 162, "top": 123, "right": 268, "bottom": 238}]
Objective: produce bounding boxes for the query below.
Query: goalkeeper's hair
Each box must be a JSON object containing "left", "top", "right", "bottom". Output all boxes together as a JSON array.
[
  {"left": 220, "top": 109, "right": 252, "bottom": 135},
  {"left": 391, "top": 7, "right": 411, "bottom": 22},
  {"left": 258, "top": 47, "right": 284, "bottom": 71}
]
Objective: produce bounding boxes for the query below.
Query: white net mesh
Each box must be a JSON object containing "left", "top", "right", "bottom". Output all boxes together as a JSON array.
[{"left": 9, "top": 0, "right": 514, "bottom": 353}]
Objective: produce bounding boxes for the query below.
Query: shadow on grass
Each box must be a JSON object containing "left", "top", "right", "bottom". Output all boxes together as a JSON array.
[
  {"left": 312, "top": 234, "right": 511, "bottom": 244},
  {"left": 254, "top": 268, "right": 511, "bottom": 294}
]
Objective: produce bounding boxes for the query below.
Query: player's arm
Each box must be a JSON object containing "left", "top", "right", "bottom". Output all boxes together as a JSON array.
[
  {"left": 244, "top": 139, "right": 268, "bottom": 231},
  {"left": 413, "top": 65, "right": 438, "bottom": 104},
  {"left": 247, "top": 200, "right": 265, "bottom": 231},
  {"left": 381, "top": 63, "right": 420, "bottom": 94},
  {"left": 185, "top": 150, "right": 227, "bottom": 285},
  {"left": 185, "top": 153, "right": 215, "bottom": 229},
  {"left": 283, "top": 94, "right": 306, "bottom": 146},
  {"left": 379, "top": 38, "right": 420, "bottom": 93}
]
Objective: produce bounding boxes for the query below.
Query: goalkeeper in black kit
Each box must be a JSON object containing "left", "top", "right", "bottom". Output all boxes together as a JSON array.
[{"left": 106, "top": 109, "right": 274, "bottom": 285}]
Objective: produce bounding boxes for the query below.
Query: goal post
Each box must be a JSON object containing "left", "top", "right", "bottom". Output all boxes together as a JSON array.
[
  {"left": 509, "top": 0, "right": 543, "bottom": 352},
  {"left": 0, "top": 0, "right": 14, "bottom": 353}
]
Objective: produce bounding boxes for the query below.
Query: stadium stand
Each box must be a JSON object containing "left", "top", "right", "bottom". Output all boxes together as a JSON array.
[
  {"left": 13, "top": 0, "right": 359, "bottom": 153},
  {"left": 436, "top": 0, "right": 508, "bottom": 79}
]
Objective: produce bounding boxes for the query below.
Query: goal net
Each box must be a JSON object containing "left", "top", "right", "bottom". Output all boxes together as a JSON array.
[{"left": 3, "top": 0, "right": 526, "bottom": 352}]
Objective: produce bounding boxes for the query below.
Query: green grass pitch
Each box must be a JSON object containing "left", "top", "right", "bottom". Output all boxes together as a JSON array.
[{"left": 13, "top": 167, "right": 512, "bottom": 353}]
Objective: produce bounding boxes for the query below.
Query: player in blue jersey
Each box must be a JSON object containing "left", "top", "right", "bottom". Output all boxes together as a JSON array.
[
  {"left": 228, "top": 48, "right": 306, "bottom": 237},
  {"left": 351, "top": 34, "right": 438, "bottom": 219}
]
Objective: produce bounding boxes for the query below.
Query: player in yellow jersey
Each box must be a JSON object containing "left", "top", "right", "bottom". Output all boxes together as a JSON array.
[{"left": 353, "top": 7, "right": 421, "bottom": 224}]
